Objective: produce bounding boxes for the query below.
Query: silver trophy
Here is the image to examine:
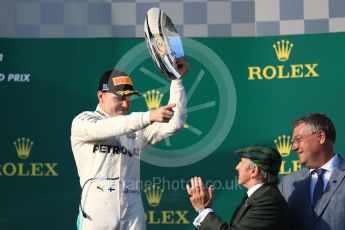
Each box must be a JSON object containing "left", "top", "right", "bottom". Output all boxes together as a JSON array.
[{"left": 144, "top": 8, "right": 185, "bottom": 80}]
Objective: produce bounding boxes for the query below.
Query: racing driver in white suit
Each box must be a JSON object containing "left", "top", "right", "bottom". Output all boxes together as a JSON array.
[{"left": 71, "top": 63, "right": 187, "bottom": 230}]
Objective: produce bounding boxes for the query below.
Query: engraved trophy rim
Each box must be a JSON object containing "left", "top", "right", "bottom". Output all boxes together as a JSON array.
[{"left": 144, "top": 7, "right": 185, "bottom": 80}]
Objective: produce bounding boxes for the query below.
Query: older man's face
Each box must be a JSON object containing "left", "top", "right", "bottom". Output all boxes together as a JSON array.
[{"left": 236, "top": 158, "right": 252, "bottom": 187}]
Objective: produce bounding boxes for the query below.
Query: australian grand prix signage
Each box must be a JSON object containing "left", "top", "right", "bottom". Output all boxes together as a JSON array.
[
  {"left": 248, "top": 39, "right": 319, "bottom": 80},
  {"left": 0, "top": 52, "right": 31, "bottom": 82}
]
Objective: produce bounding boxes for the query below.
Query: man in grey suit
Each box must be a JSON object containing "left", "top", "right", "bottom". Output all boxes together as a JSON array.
[{"left": 279, "top": 113, "right": 345, "bottom": 230}]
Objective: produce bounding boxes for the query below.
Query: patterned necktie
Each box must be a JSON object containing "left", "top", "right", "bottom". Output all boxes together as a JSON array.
[{"left": 312, "top": 168, "right": 326, "bottom": 207}]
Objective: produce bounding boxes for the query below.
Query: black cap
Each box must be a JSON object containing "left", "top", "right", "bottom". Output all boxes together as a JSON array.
[
  {"left": 98, "top": 70, "right": 140, "bottom": 96},
  {"left": 234, "top": 145, "right": 282, "bottom": 175}
]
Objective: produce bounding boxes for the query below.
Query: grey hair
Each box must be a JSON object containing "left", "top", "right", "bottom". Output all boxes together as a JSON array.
[
  {"left": 292, "top": 113, "right": 336, "bottom": 144},
  {"left": 247, "top": 160, "right": 278, "bottom": 185}
]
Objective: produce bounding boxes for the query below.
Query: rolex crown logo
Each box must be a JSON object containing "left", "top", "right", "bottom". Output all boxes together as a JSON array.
[
  {"left": 144, "top": 185, "right": 164, "bottom": 207},
  {"left": 143, "top": 90, "right": 163, "bottom": 110},
  {"left": 13, "top": 137, "right": 34, "bottom": 159},
  {"left": 273, "top": 40, "right": 293, "bottom": 62},
  {"left": 274, "top": 135, "right": 292, "bottom": 157}
]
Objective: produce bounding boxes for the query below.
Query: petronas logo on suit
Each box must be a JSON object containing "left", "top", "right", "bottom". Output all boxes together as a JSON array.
[
  {"left": 274, "top": 135, "right": 301, "bottom": 175},
  {"left": 248, "top": 39, "right": 319, "bottom": 80}
]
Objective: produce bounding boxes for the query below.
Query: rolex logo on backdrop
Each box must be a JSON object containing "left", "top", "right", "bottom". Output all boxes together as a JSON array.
[
  {"left": 274, "top": 135, "right": 301, "bottom": 175},
  {"left": 0, "top": 137, "right": 59, "bottom": 177},
  {"left": 144, "top": 184, "right": 190, "bottom": 225},
  {"left": 143, "top": 90, "right": 164, "bottom": 111},
  {"left": 248, "top": 39, "right": 319, "bottom": 80},
  {"left": 274, "top": 135, "right": 291, "bottom": 157},
  {"left": 13, "top": 137, "right": 34, "bottom": 159},
  {"left": 144, "top": 184, "right": 164, "bottom": 207},
  {"left": 273, "top": 40, "right": 293, "bottom": 62}
]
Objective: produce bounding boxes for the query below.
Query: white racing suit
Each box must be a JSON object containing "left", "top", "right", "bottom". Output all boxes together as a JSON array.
[{"left": 71, "top": 80, "right": 186, "bottom": 230}]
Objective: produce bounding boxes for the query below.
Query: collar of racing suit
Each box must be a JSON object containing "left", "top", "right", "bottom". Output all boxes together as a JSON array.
[{"left": 95, "top": 105, "right": 109, "bottom": 118}]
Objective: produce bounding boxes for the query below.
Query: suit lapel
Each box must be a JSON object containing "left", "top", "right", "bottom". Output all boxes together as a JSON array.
[
  {"left": 230, "top": 195, "right": 248, "bottom": 225},
  {"left": 231, "top": 185, "right": 267, "bottom": 225},
  {"left": 286, "top": 168, "right": 313, "bottom": 220},
  {"left": 231, "top": 198, "right": 250, "bottom": 225},
  {"left": 297, "top": 169, "right": 314, "bottom": 221},
  {"left": 314, "top": 157, "right": 345, "bottom": 221}
]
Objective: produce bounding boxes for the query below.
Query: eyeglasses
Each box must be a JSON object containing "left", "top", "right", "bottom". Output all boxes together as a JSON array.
[{"left": 291, "top": 130, "right": 321, "bottom": 146}]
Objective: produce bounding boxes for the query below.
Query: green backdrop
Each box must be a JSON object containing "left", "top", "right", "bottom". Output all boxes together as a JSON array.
[{"left": 1, "top": 32, "right": 345, "bottom": 229}]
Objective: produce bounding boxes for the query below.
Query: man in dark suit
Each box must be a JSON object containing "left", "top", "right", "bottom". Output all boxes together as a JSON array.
[
  {"left": 187, "top": 146, "right": 289, "bottom": 230},
  {"left": 279, "top": 113, "right": 345, "bottom": 230}
]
